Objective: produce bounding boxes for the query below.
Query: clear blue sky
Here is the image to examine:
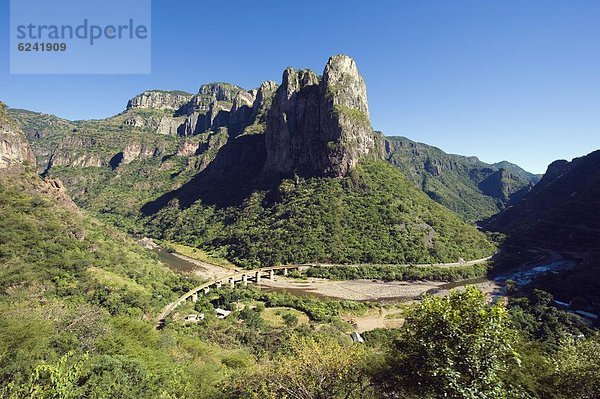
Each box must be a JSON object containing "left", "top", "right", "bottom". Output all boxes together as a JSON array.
[{"left": 1, "top": 0, "right": 598, "bottom": 174}]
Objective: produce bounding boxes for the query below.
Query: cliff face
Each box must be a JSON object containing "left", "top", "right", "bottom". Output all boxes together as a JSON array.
[
  {"left": 263, "top": 55, "right": 383, "bottom": 179},
  {"left": 0, "top": 103, "right": 77, "bottom": 208},
  {"left": 0, "top": 103, "right": 35, "bottom": 169},
  {"left": 127, "top": 90, "right": 193, "bottom": 111}
]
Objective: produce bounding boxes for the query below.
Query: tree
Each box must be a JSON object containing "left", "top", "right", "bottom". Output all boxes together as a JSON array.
[
  {"left": 1, "top": 352, "right": 87, "bottom": 399},
  {"left": 544, "top": 333, "right": 600, "bottom": 399},
  {"left": 282, "top": 312, "right": 299, "bottom": 327},
  {"left": 224, "top": 334, "right": 376, "bottom": 399},
  {"left": 377, "top": 286, "right": 524, "bottom": 399}
]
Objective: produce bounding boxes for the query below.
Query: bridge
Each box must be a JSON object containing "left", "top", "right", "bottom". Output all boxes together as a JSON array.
[
  {"left": 156, "top": 255, "right": 493, "bottom": 326},
  {"left": 157, "top": 265, "right": 308, "bottom": 325}
]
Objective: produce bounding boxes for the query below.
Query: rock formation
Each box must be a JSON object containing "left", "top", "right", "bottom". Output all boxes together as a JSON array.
[
  {"left": 0, "top": 103, "right": 78, "bottom": 209},
  {"left": 127, "top": 90, "right": 193, "bottom": 111},
  {"left": 0, "top": 102, "right": 36, "bottom": 169},
  {"left": 263, "top": 54, "right": 384, "bottom": 179}
]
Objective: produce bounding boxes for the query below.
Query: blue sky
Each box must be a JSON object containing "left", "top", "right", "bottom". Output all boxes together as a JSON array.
[{"left": 1, "top": 0, "right": 598, "bottom": 173}]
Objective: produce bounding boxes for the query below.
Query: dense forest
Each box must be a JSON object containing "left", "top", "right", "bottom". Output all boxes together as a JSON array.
[{"left": 146, "top": 161, "right": 495, "bottom": 268}]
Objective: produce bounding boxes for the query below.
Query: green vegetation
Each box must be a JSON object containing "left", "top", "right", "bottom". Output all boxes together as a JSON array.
[
  {"left": 530, "top": 257, "right": 600, "bottom": 316},
  {"left": 0, "top": 174, "right": 191, "bottom": 315},
  {"left": 150, "top": 161, "right": 495, "bottom": 268},
  {"left": 240, "top": 122, "right": 266, "bottom": 135},
  {"left": 484, "top": 150, "right": 600, "bottom": 254},
  {"left": 376, "top": 287, "right": 524, "bottom": 398},
  {"left": 507, "top": 289, "right": 593, "bottom": 350},
  {"left": 190, "top": 285, "right": 371, "bottom": 324},
  {"left": 545, "top": 334, "right": 600, "bottom": 399},
  {"left": 333, "top": 104, "right": 371, "bottom": 127},
  {"left": 223, "top": 334, "right": 375, "bottom": 399},
  {"left": 139, "top": 89, "right": 193, "bottom": 96},
  {"left": 1, "top": 179, "right": 598, "bottom": 399},
  {"left": 385, "top": 136, "right": 539, "bottom": 222},
  {"left": 9, "top": 108, "right": 499, "bottom": 270},
  {"left": 7, "top": 107, "right": 235, "bottom": 238},
  {"left": 0, "top": 173, "right": 252, "bottom": 398},
  {"left": 3, "top": 66, "right": 598, "bottom": 399}
]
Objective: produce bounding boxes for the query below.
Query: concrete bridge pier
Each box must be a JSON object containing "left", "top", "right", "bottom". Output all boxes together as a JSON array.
[
  {"left": 229, "top": 277, "right": 235, "bottom": 288},
  {"left": 283, "top": 268, "right": 288, "bottom": 276},
  {"left": 255, "top": 271, "right": 261, "bottom": 283},
  {"left": 191, "top": 292, "right": 198, "bottom": 302},
  {"left": 242, "top": 274, "right": 248, "bottom": 286},
  {"left": 203, "top": 287, "right": 210, "bottom": 294},
  {"left": 268, "top": 270, "right": 275, "bottom": 280},
  {"left": 216, "top": 281, "right": 222, "bottom": 289}
]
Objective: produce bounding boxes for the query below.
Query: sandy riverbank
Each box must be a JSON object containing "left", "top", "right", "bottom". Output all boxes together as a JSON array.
[{"left": 258, "top": 277, "right": 444, "bottom": 301}]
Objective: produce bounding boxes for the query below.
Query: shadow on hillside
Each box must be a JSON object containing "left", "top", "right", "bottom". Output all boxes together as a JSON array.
[{"left": 141, "top": 133, "right": 269, "bottom": 215}]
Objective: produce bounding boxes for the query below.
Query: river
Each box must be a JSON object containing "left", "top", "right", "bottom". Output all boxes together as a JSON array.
[
  {"left": 153, "top": 248, "right": 577, "bottom": 302},
  {"left": 154, "top": 249, "right": 201, "bottom": 273}
]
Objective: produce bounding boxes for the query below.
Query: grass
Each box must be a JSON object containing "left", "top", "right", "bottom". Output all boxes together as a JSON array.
[
  {"left": 262, "top": 307, "right": 310, "bottom": 327},
  {"left": 332, "top": 104, "right": 370, "bottom": 127}
]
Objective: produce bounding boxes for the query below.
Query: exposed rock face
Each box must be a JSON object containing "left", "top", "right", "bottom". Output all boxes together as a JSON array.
[
  {"left": 229, "top": 90, "right": 257, "bottom": 136},
  {"left": 542, "top": 159, "right": 570, "bottom": 182},
  {"left": 178, "top": 104, "right": 231, "bottom": 136},
  {"left": 127, "top": 90, "right": 193, "bottom": 111},
  {"left": 121, "top": 142, "right": 158, "bottom": 165},
  {"left": 40, "top": 177, "right": 79, "bottom": 210},
  {"left": 177, "top": 139, "right": 201, "bottom": 157},
  {"left": 263, "top": 55, "right": 383, "bottom": 179},
  {"left": 0, "top": 104, "right": 77, "bottom": 209},
  {"left": 175, "top": 84, "right": 243, "bottom": 136},
  {"left": 43, "top": 136, "right": 108, "bottom": 170},
  {"left": 123, "top": 114, "right": 181, "bottom": 135},
  {"left": 0, "top": 103, "right": 36, "bottom": 169},
  {"left": 48, "top": 152, "right": 105, "bottom": 169},
  {"left": 478, "top": 168, "right": 532, "bottom": 205},
  {"left": 178, "top": 83, "right": 243, "bottom": 116},
  {"left": 253, "top": 81, "right": 278, "bottom": 116},
  {"left": 155, "top": 116, "right": 181, "bottom": 136}
]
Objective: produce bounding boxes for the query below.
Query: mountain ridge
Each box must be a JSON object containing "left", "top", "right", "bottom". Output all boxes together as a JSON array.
[
  {"left": 3, "top": 55, "right": 498, "bottom": 267},
  {"left": 483, "top": 149, "right": 600, "bottom": 251},
  {"left": 384, "top": 135, "right": 540, "bottom": 221}
]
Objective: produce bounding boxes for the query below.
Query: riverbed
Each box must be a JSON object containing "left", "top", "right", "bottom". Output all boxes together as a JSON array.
[{"left": 153, "top": 247, "right": 576, "bottom": 303}]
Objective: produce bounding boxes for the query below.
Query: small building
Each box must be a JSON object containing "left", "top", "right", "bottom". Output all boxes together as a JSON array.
[
  {"left": 184, "top": 313, "right": 205, "bottom": 323},
  {"left": 215, "top": 308, "right": 232, "bottom": 319},
  {"left": 350, "top": 331, "right": 365, "bottom": 343}
]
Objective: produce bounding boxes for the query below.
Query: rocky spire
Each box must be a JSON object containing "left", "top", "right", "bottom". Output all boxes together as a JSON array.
[{"left": 263, "top": 54, "right": 383, "bottom": 179}]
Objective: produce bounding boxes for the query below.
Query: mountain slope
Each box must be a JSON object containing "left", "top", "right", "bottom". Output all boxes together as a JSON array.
[
  {"left": 0, "top": 111, "right": 241, "bottom": 397},
  {"left": 483, "top": 150, "right": 600, "bottom": 251},
  {"left": 138, "top": 56, "right": 494, "bottom": 266},
  {"left": 146, "top": 160, "right": 495, "bottom": 268},
  {"left": 4, "top": 55, "right": 495, "bottom": 267},
  {"left": 385, "top": 136, "right": 540, "bottom": 222}
]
